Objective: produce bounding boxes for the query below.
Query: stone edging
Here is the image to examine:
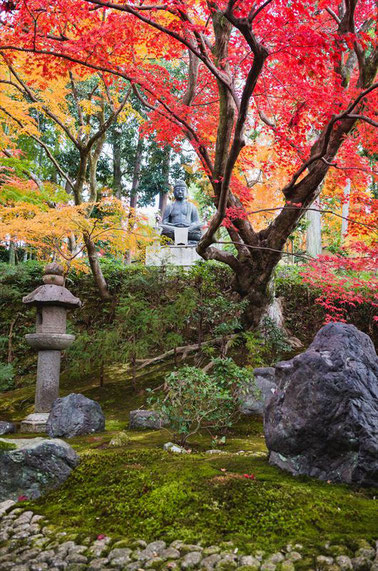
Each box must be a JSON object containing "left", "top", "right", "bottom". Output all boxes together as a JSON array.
[{"left": 1, "top": 502, "right": 377, "bottom": 570}]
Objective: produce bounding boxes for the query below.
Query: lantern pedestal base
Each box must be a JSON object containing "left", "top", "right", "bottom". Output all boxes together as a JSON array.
[{"left": 20, "top": 413, "right": 49, "bottom": 433}]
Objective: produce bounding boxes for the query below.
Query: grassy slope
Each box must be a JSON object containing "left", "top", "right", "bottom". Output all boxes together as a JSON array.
[{"left": 1, "top": 364, "right": 377, "bottom": 559}]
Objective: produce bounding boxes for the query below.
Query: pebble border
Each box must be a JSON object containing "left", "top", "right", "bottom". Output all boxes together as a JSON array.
[{"left": 1, "top": 501, "right": 377, "bottom": 570}]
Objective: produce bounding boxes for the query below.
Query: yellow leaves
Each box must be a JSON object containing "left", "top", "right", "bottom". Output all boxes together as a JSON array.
[
  {"left": 117, "top": 102, "right": 143, "bottom": 125},
  {"left": 0, "top": 191, "right": 157, "bottom": 266},
  {"left": 79, "top": 99, "right": 103, "bottom": 115}
]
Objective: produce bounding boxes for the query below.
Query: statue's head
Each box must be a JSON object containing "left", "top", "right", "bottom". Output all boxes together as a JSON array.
[{"left": 173, "top": 180, "right": 188, "bottom": 201}]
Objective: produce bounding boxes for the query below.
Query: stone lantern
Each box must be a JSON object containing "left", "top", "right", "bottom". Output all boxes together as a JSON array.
[{"left": 20, "top": 263, "right": 81, "bottom": 433}]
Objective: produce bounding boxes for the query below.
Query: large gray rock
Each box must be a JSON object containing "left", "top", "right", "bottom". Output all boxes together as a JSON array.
[
  {"left": 0, "top": 421, "right": 16, "bottom": 435},
  {"left": 129, "top": 409, "right": 169, "bottom": 430},
  {"left": 0, "top": 437, "right": 78, "bottom": 501},
  {"left": 46, "top": 393, "right": 105, "bottom": 438},
  {"left": 264, "top": 323, "right": 378, "bottom": 486},
  {"left": 239, "top": 367, "right": 276, "bottom": 416}
]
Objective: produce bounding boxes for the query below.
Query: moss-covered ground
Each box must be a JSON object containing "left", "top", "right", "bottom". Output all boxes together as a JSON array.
[{"left": 1, "top": 361, "right": 377, "bottom": 560}]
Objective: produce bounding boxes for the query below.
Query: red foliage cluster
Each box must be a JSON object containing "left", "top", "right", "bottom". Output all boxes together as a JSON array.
[{"left": 300, "top": 243, "right": 378, "bottom": 323}]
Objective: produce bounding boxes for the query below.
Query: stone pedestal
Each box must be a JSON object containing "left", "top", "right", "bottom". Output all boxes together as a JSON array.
[
  {"left": 21, "top": 264, "right": 81, "bottom": 433},
  {"left": 20, "top": 413, "right": 50, "bottom": 433},
  {"left": 146, "top": 243, "right": 202, "bottom": 266}
]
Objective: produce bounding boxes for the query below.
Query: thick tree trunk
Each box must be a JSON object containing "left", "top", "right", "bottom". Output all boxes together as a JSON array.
[
  {"left": 83, "top": 233, "right": 112, "bottom": 300},
  {"left": 231, "top": 254, "right": 278, "bottom": 328}
]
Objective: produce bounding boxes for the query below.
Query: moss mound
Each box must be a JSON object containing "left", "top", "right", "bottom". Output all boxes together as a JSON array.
[{"left": 28, "top": 445, "right": 377, "bottom": 554}]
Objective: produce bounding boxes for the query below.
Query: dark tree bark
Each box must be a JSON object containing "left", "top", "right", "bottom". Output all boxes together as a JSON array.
[{"left": 83, "top": 232, "right": 112, "bottom": 300}]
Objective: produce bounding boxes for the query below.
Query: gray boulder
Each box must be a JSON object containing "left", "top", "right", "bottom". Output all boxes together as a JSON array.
[
  {"left": 264, "top": 323, "right": 378, "bottom": 486},
  {"left": 0, "top": 421, "right": 16, "bottom": 435},
  {"left": 0, "top": 437, "right": 78, "bottom": 501},
  {"left": 47, "top": 393, "right": 105, "bottom": 438},
  {"left": 239, "top": 367, "right": 276, "bottom": 416},
  {"left": 129, "top": 409, "right": 169, "bottom": 430}
]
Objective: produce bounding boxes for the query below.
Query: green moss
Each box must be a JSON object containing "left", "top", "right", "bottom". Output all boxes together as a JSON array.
[
  {"left": 27, "top": 446, "right": 377, "bottom": 554},
  {"left": 0, "top": 439, "right": 16, "bottom": 451}
]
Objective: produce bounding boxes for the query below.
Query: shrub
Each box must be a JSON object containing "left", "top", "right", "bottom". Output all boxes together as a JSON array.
[
  {"left": 149, "top": 358, "right": 253, "bottom": 445},
  {"left": 0, "top": 362, "right": 15, "bottom": 392}
]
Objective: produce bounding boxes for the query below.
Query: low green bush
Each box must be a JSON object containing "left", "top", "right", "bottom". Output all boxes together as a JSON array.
[{"left": 149, "top": 358, "right": 254, "bottom": 445}]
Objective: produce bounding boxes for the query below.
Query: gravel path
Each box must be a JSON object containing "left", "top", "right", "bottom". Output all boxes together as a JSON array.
[{"left": 1, "top": 501, "right": 377, "bottom": 570}]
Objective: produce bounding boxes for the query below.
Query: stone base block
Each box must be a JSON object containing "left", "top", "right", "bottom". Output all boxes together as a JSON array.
[
  {"left": 20, "top": 413, "right": 49, "bottom": 433},
  {"left": 146, "top": 244, "right": 202, "bottom": 266}
]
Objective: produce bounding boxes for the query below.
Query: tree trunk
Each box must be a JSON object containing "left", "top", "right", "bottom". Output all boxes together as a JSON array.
[
  {"left": 341, "top": 179, "right": 351, "bottom": 242},
  {"left": 125, "top": 132, "right": 144, "bottom": 263},
  {"left": 306, "top": 197, "right": 322, "bottom": 257},
  {"left": 99, "top": 361, "right": 105, "bottom": 387},
  {"left": 232, "top": 254, "right": 280, "bottom": 329},
  {"left": 129, "top": 131, "right": 143, "bottom": 209},
  {"left": 159, "top": 145, "right": 171, "bottom": 218},
  {"left": 8, "top": 241, "right": 16, "bottom": 265},
  {"left": 83, "top": 232, "right": 112, "bottom": 300},
  {"left": 112, "top": 126, "right": 122, "bottom": 198}
]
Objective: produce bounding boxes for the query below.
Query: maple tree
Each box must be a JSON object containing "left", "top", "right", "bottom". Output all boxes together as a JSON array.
[
  {"left": 0, "top": 165, "right": 153, "bottom": 272},
  {"left": 0, "top": 53, "right": 154, "bottom": 295},
  {"left": 0, "top": 0, "right": 376, "bottom": 323}
]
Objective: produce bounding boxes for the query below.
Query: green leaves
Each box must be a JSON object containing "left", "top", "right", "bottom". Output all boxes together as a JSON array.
[{"left": 150, "top": 358, "right": 253, "bottom": 445}]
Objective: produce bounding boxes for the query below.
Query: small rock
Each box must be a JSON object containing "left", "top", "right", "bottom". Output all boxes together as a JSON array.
[
  {"left": 109, "top": 431, "right": 131, "bottom": 447},
  {"left": 351, "top": 557, "right": 373, "bottom": 570},
  {"left": 316, "top": 556, "right": 335, "bottom": 570},
  {"left": 181, "top": 551, "right": 203, "bottom": 569},
  {"left": 127, "top": 563, "right": 144, "bottom": 571},
  {"left": 88, "top": 538, "right": 111, "bottom": 558},
  {"left": 286, "top": 551, "right": 302, "bottom": 562},
  {"left": 163, "top": 442, "right": 189, "bottom": 454},
  {"left": 356, "top": 549, "right": 375, "bottom": 561},
  {"left": 88, "top": 559, "right": 109, "bottom": 570},
  {"left": 160, "top": 548, "right": 181, "bottom": 560},
  {"left": 336, "top": 556, "right": 353, "bottom": 570},
  {"left": 130, "top": 409, "right": 169, "bottom": 430},
  {"left": 30, "top": 564, "right": 49, "bottom": 571},
  {"left": 205, "top": 450, "right": 226, "bottom": 455},
  {"left": 108, "top": 548, "right": 133, "bottom": 561},
  {"left": 239, "top": 555, "right": 260, "bottom": 569},
  {"left": 170, "top": 541, "right": 184, "bottom": 550},
  {"left": 0, "top": 500, "right": 15, "bottom": 517},
  {"left": 201, "top": 554, "right": 222, "bottom": 569},
  {"left": 203, "top": 547, "right": 221, "bottom": 556},
  {"left": 216, "top": 554, "right": 238, "bottom": 569},
  {"left": 35, "top": 550, "right": 55, "bottom": 563},
  {"left": 65, "top": 553, "right": 88, "bottom": 564},
  {"left": 180, "top": 545, "right": 203, "bottom": 554},
  {"left": 267, "top": 552, "right": 285, "bottom": 564},
  {"left": 260, "top": 563, "right": 276, "bottom": 571}
]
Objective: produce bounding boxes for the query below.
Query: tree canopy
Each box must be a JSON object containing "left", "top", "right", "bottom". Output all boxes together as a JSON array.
[{"left": 0, "top": 0, "right": 376, "bottom": 322}]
